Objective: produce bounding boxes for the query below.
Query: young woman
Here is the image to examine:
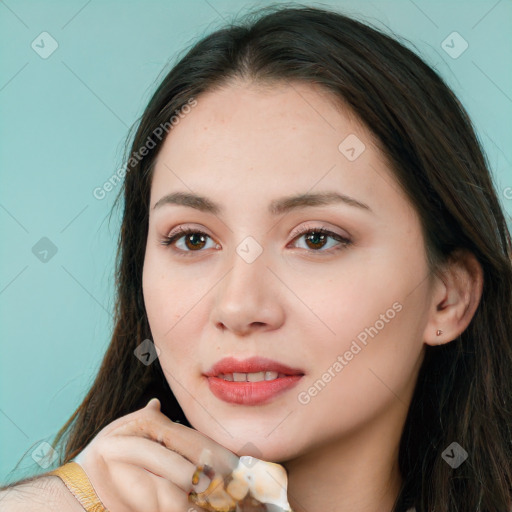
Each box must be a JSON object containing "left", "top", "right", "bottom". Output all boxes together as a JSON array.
[{"left": 1, "top": 4, "right": 511, "bottom": 512}]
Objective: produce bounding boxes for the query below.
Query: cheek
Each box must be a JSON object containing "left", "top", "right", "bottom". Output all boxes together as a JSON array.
[
  {"left": 142, "top": 258, "right": 166, "bottom": 331},
  {"left": 142, "top": 252, "right": 207, "bottom": 369},
  {"left": 295, "top": 303, "right": 424, "bottom": 438},
  {"left": 310, "top": 263, "right": 406, "bottom": 346},
  {"left": 143, "top": 251, "right": 183, "bottom": 345},
  {"left": 143, "top": 248, "right": 189, "bottom": 322},
  {"left": 306, "top": 241, "right": 429, "bottom": 377}
]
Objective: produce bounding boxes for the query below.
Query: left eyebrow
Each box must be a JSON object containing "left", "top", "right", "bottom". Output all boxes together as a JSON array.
[{"left": 152, "top": 191, "right": 373, "bottom": 215}]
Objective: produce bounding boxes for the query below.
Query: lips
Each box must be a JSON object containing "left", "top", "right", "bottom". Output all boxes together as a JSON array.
[
  {"left": 204, "top": 356, "right": 304, "bottom": 377},
  {"left": 204, "top": 356, "right": 305, "bottom": 406}
]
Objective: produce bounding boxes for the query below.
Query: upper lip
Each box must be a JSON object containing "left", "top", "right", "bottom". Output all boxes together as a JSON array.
[{"left": 204, "top": 356, "right": 305, "bottom": 377}]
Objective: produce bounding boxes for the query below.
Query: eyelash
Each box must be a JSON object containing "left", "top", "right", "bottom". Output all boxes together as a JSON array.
[{"left": 158, "top": 225, "right": 352, "bottom": 257}]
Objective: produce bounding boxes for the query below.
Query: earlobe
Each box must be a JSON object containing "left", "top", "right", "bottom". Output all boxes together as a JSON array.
[{"left": 423, "top": 250, "right": 484, "bottom": 346}]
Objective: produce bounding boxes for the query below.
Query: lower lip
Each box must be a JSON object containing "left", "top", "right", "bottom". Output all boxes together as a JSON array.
[{"left": 206, "top": 375, "right": 303, "bottom": 405}]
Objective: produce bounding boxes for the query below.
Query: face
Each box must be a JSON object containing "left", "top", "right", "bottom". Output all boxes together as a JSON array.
[{"left": 142, "top": 80, "right": 433, "bottom": 462}]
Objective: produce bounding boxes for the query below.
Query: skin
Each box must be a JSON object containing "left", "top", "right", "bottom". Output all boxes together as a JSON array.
[{"left": 142, "top": 80, "right": 483, "bottom": 512}]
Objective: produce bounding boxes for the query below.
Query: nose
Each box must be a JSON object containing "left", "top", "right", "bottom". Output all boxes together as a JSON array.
[{"left": 211, "top": 245, "right": 285, "bottom": 336}]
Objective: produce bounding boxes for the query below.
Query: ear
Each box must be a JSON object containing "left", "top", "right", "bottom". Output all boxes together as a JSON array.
[{"left": 423, "top": 249, "right": 484, "bottom": 346}]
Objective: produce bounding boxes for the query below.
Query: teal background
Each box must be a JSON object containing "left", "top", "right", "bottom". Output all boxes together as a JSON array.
[{"left": 1, "top": 0, "right": 511, "bottom": 485}]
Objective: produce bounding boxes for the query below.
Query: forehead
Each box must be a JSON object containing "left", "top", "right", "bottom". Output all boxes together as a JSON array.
[
  {"left": 158, "top": 79, "right": 371, "bottom": 149},
  {"left": 149, "top": 80, "right": 399, "bottom": 215}
]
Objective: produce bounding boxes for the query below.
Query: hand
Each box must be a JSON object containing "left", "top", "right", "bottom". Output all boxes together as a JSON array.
[{"left": 72, "top": 398, "right": 239, "bottom": 512}]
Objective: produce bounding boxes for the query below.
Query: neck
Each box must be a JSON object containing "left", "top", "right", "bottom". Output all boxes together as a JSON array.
[{"left": 283, "top": 402, "right": 406, "bottom": 512}]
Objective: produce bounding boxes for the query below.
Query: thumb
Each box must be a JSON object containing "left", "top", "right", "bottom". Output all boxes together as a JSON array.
[{"left": 146, "top": 397, "right": 161, "bottom": 410}]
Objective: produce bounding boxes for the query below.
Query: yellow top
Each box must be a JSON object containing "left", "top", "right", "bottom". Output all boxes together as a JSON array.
[{"left": 48, "top": 462, "right": 109, "bottom": 512}]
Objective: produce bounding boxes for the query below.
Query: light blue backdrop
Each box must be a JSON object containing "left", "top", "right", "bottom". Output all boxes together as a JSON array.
[{"left": 1, "top": 0, "right": 511, "bottom": 484}]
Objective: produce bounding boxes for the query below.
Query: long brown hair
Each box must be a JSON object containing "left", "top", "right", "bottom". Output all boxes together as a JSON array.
[{"left": 44, "top": 5, "right": 512, "bottom": 511}]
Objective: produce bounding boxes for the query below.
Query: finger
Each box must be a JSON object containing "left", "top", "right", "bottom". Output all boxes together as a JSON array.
[
  {"left": 98, "top": 435, "right": 211, "bottom": 493},
  {"left": 94, "top": 397, "right": 162, "bottom": 438},
  {"left": 110, "top": 404, "right": 240, "bottom": 474},
  {"left": 151, "top": 476, "right": 209, "bottom": 512},
  {"left": 146, "top": 397, "right": 161, "bottom": 410},
  {"left": 106, "top": 460, "right": 210, "bottom": 512}
]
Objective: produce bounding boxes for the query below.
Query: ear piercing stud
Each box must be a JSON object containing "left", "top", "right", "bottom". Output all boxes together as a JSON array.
[{"left": 436, "top": 329, "right": 443, "bottom": 336}]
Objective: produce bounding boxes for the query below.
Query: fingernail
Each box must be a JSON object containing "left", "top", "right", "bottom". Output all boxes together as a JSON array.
[{"left": 192, "top": 472, "right": 211, "bottom": 493}]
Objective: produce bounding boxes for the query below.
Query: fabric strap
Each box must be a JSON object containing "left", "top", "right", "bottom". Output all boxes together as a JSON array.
[{"left": 48, "top": 462, "right": 109, "bottom": 512}]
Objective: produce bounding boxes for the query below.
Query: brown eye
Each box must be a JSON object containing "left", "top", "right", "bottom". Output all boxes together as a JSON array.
[
  {"left": 303, "top": 231, "right": 329, "bottom": 250},
  {"left": 182, "top": 232, "right": 208, "bottom": 250},
  {"left": 290, "top": 226, "right": 352, "bottom": 253},
  {"left": 159, "top": 227, "right": 218, "bottom": 254}
]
